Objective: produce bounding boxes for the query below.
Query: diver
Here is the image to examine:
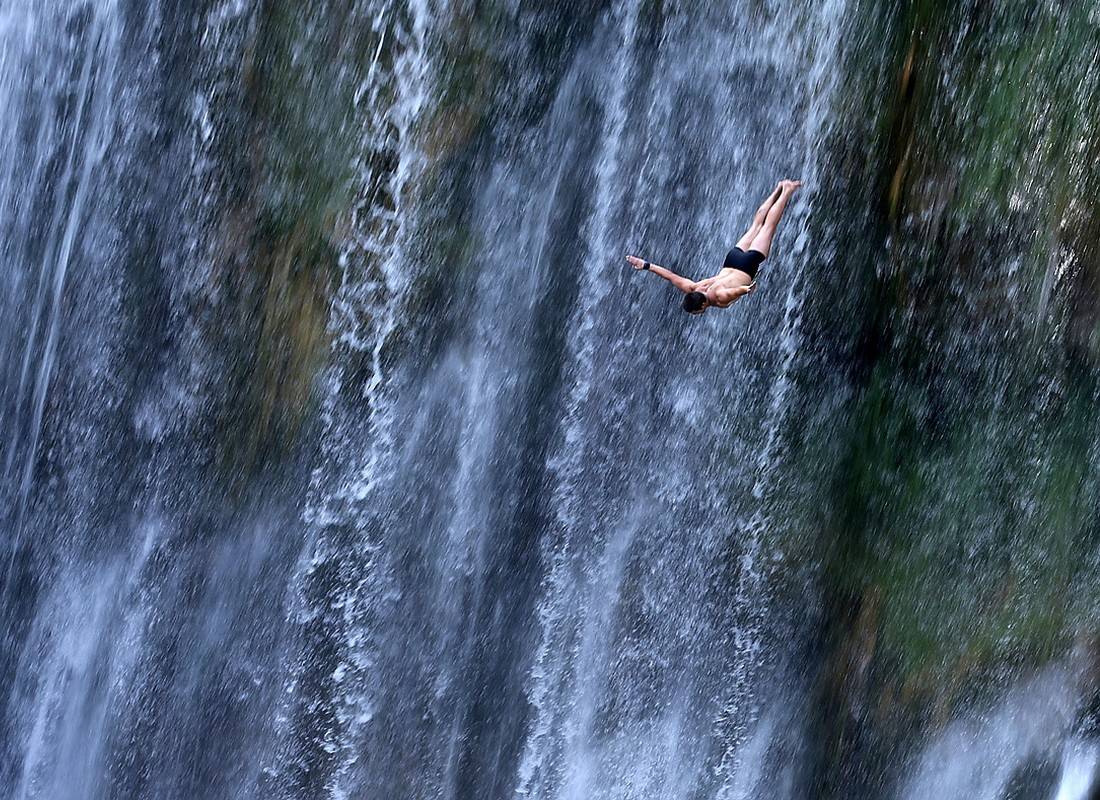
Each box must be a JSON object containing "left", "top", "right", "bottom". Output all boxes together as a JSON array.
[{"left": 626, "top": 179, "right": 802, "bottom": 314}]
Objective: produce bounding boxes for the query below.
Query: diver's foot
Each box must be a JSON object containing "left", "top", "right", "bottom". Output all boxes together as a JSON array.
[{"left": 782, "top": 179, "right": 803, "bottom": 191}]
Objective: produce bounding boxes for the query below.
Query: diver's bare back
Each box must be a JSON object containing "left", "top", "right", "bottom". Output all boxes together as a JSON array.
[{"left": 627, "top": 179, "right": 801, "bottom": 315}]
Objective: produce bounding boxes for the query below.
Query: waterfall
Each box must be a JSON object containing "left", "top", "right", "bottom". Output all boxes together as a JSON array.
[
  {"left": 0, "top": 1, "right": 123, "bottom": 568},
  {"left": 1053, "top": 744, "right": 1099, "bottom": 800},
  {"left": 0, "top": 5, "right": 129, "bottom": 797},
  {"left": 265, "top": 1, "right": 437, "bottom": 796},
  {"left": 899, "top": 667, "right": 1083, "bottom": 800},
  {"left": 2, "top": 2, "right": 1100, "bottom": 800}
]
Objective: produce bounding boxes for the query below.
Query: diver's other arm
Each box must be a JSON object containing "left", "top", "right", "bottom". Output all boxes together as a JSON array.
[
  {"left": 713, "top": 283, "right": 756, "bottom": 306},
  {"left": 626, "top": 255, "right": 696, "bottom": 293}
]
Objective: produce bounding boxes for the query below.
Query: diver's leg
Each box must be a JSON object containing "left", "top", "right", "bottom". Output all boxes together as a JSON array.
[
  {"left": 735, "top": 183, "right": 783, "bottom": 250},
  {"left": 748, "top": 180, "right": 800, "bottom": 257}
]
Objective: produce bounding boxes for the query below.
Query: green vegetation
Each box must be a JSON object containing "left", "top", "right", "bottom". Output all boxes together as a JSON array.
[
  {"left": 790, "top": 4, "right": 1100, "bottom": 748},
  {"left": 207, "top": 2, "right": 393, "bottom": 479}
]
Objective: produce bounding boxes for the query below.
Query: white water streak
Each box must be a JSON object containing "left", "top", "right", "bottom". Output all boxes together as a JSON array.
[
  {"left": 0, "top": 2, "right": 122, "bottom": 563},
  {"left": 287, "top": 2, "right": 435, "bottom": 797},
  {"left": 516, "top": 4, "right": 641, "bottom": 796},
  {"left": 1054, "top": 743, "right": 1099, "bottom": 800},
  {"left": 713, "top": 2, "right": 850, "bottom": 793},
  {"left": 900, "top": 667, "right": 1082, "bottom": 800}
]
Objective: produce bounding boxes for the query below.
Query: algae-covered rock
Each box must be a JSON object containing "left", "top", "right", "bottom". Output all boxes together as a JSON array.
[
  {"left": 201, "top": 1, "right": 402, "bottom": 480},
  {"left": 785, "top": 2, "right": 1100, "bottom": 794}
]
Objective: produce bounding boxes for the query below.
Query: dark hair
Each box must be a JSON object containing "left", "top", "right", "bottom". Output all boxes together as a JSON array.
[{"left": 682, "top": 291, "right": 707, "bottom": 313}]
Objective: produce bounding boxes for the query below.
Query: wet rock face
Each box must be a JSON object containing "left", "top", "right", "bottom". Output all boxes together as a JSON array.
[
  {"left": 799, "top": 0, "right": 1100, "bottom": 745},
  {"left": 1001, "top": 756, "right": 1062, "bottom": 800}
]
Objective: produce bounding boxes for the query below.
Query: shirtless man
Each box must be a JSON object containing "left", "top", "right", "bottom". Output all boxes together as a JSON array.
[{"left": 627, "top": 179, "right": 802, "bottom": 314}]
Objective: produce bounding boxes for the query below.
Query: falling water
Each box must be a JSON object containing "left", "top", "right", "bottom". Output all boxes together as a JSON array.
[{"left": 2, "top": 2, "right": 1100, "bottom": 800}]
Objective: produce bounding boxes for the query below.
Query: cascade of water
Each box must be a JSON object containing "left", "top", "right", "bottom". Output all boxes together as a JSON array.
[
  {"left": 264, "top": 2, "right": 436, "bottom": 797},
  {"left": 0, "top": 5, "right": 151, "bottom": 799},
  {"left": 516, "top": 4, "right": 643, "bottom": 797},
  {"left": 709, "top": 3, "right": 849, "bottom": 792},
  {"left": 3, "top": 2, "right": 1098, "bottom": 800},
  {"left": 899, "top": 666, "right": 1085, "bottom": 800},
  {"left": 1053, "top": 743, "right": 1099, "bottom": 800},
  {"left": 511, "top": 4, "right": 850, "bottom": 798},
  {"left": 284, "top": 2, "right": 859, "bottom": 797},
  {"left": 0, "top": 1, "right": 123, "bottom": 569}
]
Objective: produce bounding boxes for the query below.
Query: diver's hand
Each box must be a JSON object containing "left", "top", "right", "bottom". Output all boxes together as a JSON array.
[{"left": 626, "top": 255, "right": 650, "bottom": 271}]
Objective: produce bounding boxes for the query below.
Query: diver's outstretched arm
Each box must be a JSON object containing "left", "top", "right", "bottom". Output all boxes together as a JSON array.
[{"left": 626, "top": 255, "right": 696, "bottom": 293}]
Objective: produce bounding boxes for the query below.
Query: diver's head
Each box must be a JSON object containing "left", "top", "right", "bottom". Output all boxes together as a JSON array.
[{"left": 682, "top": 291, "right": 708, "bottom": 315}]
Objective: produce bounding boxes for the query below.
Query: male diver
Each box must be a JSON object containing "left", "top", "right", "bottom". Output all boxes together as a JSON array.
[{"left": 627, "top": 179, "right": 801, "bottom": 314}]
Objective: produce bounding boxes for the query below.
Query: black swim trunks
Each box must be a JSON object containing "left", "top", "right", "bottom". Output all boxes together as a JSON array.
[{"left": 723, "top": 247, "right": 765, "bottom": 280}]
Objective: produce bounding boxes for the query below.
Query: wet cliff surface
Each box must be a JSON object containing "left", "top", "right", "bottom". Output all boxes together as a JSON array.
[{"left": 1, "top": 2, "right": 1099, "bottom": 799}]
